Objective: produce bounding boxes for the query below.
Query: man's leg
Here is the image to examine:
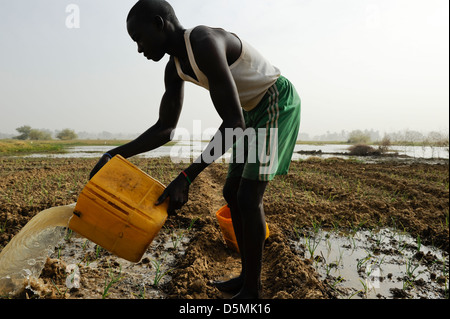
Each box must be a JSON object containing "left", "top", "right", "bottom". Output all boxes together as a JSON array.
[
  {"left": 214, "top": 176, "right": 245, "bottom": 294},
  {"left": 234, "top": 177, "right": 268, "bottom": 299},
  {"left": 215, "top": 76, "right": 300, "bottom": 297},
  {"left": 215, "top": 176, "right": 268, "bottom": 298}
]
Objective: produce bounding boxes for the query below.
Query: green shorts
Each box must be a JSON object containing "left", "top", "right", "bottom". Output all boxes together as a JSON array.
[{"left": 227, "top": 76, "right": 301, "bottom": 181}]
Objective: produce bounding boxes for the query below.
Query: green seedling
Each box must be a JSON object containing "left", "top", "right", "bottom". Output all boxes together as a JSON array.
[
  {"left": 169, "top": 217, "right": 198, "bottom": 250},
  {"left": 292, "top": 218, "right": 303, "bottom": 241},
  {"left": 327, "top": 193, "right": 337, "bottom": 202},
  {"left": 374, "top": 230, "right": 386, "bottom": 247},
  {"left": 320, "top": 252, "right": 338, "bottom": 276},
  {"left": 356, "top": 253, "right": 373, "bottom": 273},
  {"left": 310, "top": 217, "right": 322, "bottom": 234},
  {"left": 359, "top": 279, "right": 369, "bottom": 297},
  {"left": 346, "top": 233, "right": 357, "bottom": 250},
  {"left": 133, "top": 284, "right": 146, "bottom": 299},
  {"left": 51, "top": 279, "right": 68, "bottom": 298},
  {"left": 82, "top": 239, "right": 89, "bottom": 250},
  {"left": 330, "top": 276, "right": 344, "bottom": 290},
  {"left": 416, "top": 235, "right": 422, "bottom": 252},
  {"left": 348, "top": 288, "right": 362, "bottom": 299},
  {"left": 305, "top": 235, "right": 321, "bottom": 259},
  {"left": 151, "top": 258, "right": 173, "bottom": 287},
  {"left": 331, "top": 220, "right": 341, "bottom": 233},
  {"left": 64, "top": 229, "right": 73, "bottom": 242},
  {"left": 325, "top": 237, "right": 332, "bottom": 251},
  {"left": 102, "top": 262, "right": 123, "bottom": 299},
  {"left": 402, "top": 278, "right": 415, "bottom": 291},
  {"left": 57, "top": 244, "right": 62, "bottom": 259},
  {"left": 95, "top": 245, "right": 102, "bottom": 258},
  {"left": 0, "top": 218, "right": 7, "bottom": 233},
  {"left": 405, "top": 258, "right": 420, "bottom": 279}
]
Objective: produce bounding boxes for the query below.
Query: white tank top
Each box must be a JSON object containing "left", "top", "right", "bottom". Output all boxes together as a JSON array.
[{"left": 174, "top": 28, "right": 281, "bottom": 111}]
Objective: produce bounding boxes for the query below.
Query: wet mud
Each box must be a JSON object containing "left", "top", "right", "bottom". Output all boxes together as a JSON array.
[{"left": 0, "top": 156, "right": 448, "bottom": 299}]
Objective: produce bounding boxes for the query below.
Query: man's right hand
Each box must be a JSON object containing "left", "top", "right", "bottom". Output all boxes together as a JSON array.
[{"left": 89, "top": 153, "right": 112, "bottom": 179}]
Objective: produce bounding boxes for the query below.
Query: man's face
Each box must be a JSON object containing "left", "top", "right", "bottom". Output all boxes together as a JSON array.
[{"left": 127, "top": 16, "right": 166, "bottom": 62}]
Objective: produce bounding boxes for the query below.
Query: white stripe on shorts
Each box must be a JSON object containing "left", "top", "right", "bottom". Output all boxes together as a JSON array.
[{"left": 259, "top": 84, "right": 280, "bottom": 180}]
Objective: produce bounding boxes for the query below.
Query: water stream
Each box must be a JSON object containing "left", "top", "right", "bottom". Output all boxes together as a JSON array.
[
  {"left": 0, "top": 204, "right": 75, "bottom": 295},
  {"left": 0, "top": 203, "right": 192, "bottom": 298}
]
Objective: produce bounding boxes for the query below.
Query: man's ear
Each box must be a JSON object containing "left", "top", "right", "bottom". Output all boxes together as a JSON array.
[{"left": 153, "top": 15, "right": 165, "bottom": 30}]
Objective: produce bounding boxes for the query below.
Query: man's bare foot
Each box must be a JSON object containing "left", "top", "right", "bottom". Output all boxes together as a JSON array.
[
  {"left": 231, "top": 288, "right": 261, "bottom": 299},
  {"left": 212, "top": 276, "right": 243, "bottom": 294}
]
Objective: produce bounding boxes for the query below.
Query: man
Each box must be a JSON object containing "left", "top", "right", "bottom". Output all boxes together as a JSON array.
[{"left": 90, "top": 0, "right": 301, "bottom": 299}]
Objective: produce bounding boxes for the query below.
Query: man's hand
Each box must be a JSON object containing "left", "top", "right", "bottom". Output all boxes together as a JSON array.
[
  {"left": 89, "top": 154, "right": 112, "bottom": 179},
  {"left": 156, "top": 173, "right": 190, "bottom": 215}
]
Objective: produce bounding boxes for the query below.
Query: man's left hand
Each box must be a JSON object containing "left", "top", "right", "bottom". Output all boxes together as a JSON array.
[{"left": 155, "top": 173, "right": 190, "bottom": 215}]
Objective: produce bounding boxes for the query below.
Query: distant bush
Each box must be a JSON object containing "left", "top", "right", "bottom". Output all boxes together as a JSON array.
[
  {"left": 29, "top": 129, "right": 52, "bottom": 140},
  {"left": 57, "top": 128, "right": 78, "bottom": 140},
  {"left": 348, "top": 130, "right": 371, "bottom": 144},
  {"left": 378, "top": 135, "right": 391, "bottom": 154},
  {"left": 14, "top": 125, "right": 32, "bottom": 140},
  {"left": 14, "top": 125, "right": 52, "bottom": 140},
  {"left": 348, "top": 144, "right": 381, "bottom": 156}
]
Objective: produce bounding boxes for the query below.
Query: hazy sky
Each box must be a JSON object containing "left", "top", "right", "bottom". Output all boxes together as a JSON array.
[{"left": 0, "top": 0, "right": 448, "bottom": 137}]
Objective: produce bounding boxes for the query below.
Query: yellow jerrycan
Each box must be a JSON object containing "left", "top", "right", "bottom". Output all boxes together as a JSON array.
[
  {"left": 69, "top": 155, "right": 168, "bottom": 262},
  {"left": 215, "top": 205, "right": 269, "bottom": 253}
]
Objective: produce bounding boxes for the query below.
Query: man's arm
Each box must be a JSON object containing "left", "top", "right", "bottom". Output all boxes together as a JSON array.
[
  {"left": 155, "top": 28, "right": 246, "bottom": 214},
  {"left": 182, "top": 27, "right": 246, "bottom": 182},
  {"left": 89, "top": 57, "right": 184, "bottom": 178}
]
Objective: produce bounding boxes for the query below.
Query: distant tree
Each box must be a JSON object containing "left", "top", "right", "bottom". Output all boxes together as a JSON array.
[
  {"left": 57, "top": 128, "right": 78, "bottom": 140},
  {"left": 29, "top": 129, "right": 52, "bottom": 140},
  {"left": 15, "top": 125, "right": 32, "bottom": 140},
  {"left": 404, "top": 130, "right": 424, "bottom": 144},
  {"left": 348, "top": 130, "right": 371, "bottom": 144},
  {"left": 378, "top": 135, "right": 391, "bottom": 154}
]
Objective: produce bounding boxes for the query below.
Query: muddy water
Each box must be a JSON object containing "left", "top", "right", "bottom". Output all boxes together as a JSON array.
[
  {"left": 52, "top": 226, "right": 191, "bottom": 299},
  {"left": 0, "top": 200, "right": 193, "bottom": 299},
  {"left": 0, "top": 204, "right": 75, "bottom": 295},
  {"left": 294, "top": 228, "right": 449, "bottom": 299}
]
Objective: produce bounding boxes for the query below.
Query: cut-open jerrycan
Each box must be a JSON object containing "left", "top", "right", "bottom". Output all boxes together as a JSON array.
[
  {"left": 69, "top": 155, "right": 169, "bottom": 262},
  {"left": 215, "top": 205, "right": 269, "bottom": 253}
]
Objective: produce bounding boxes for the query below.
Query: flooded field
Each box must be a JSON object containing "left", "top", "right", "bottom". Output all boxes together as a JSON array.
[
  {"left": 294, "top": 227, "right": 447, "bottom": 299},
  {"left": 19, "top": 142, "right": 450, "bottom": 162},
  {"left": 0, "top": 155, "right": 448, "bottom": 299}
]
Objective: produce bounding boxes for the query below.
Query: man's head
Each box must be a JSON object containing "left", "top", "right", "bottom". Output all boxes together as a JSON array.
[{"left": 126, "top": 0, "right": 180, "bottom": 61}]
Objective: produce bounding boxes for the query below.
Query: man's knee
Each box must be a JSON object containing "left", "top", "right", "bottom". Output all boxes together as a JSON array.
[
  {"left": 236, "top": 179, "right": 268, "bottom": 213},
  {"left": 223, "top": 177, "right": 240, "bottom": 205},
  {"left": 236, "top": 189, "right": 263, "bottom": 214}
]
